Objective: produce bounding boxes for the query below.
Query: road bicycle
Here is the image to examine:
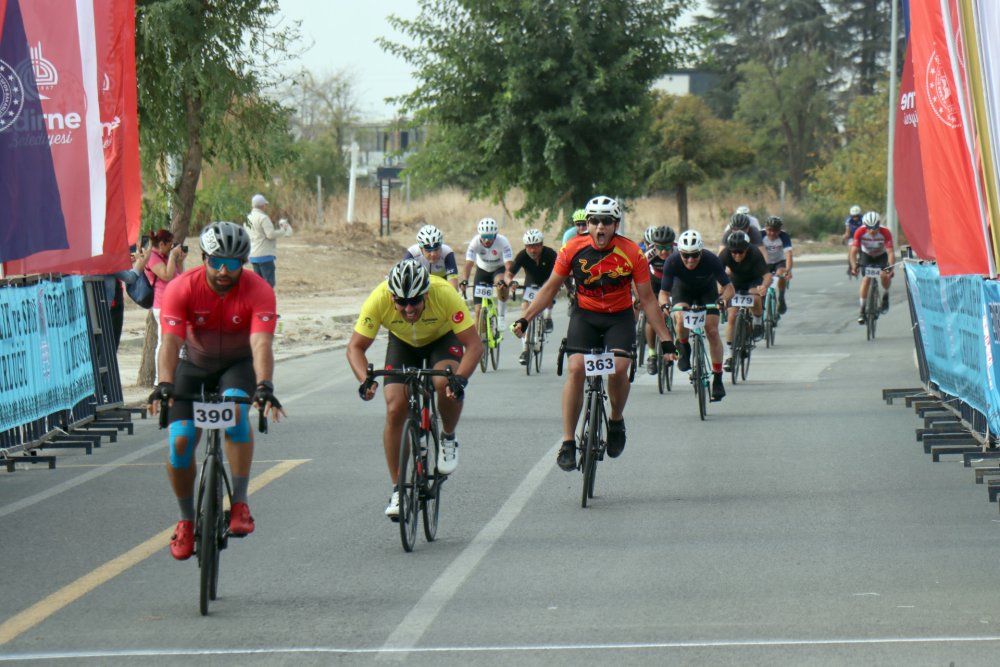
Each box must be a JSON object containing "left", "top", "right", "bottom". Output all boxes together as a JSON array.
[
  {"left": 861, "top": 265, "right": 892, "bottom": 341},
  {"left": 514, "top": 283, "right": 547, "bottom": 375},
  {"left": 675, "top": 305, "right": 715, "bottom": 421},
  {"left": 655, "top": 310, "right": 676, "bottom": 394},
  {"left": 728, "top": 292, "right": 755, "bottom": 384},
  {"left": 365, "top": 364, "right": 456, "bottom": 552},
  {"left": 763, "top": 279, "right": 779, "bottom": 348},
  {"left": 557, "top": 339, "right": 635, "bottom": 508},
  {"left": 634, "top": 305, "right": 647, "bottom": 374},
  {"left": 473, "top": 281, "right": 503, "bottom": 371},
  {"left": 159, "top": 391, "right": 266, "bottom": 616}
]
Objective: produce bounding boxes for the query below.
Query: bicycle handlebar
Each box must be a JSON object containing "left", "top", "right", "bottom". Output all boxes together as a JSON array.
[
  {"left": 158, "top": 394, "right": 267, "bottom": 434},
  {"left": 556, "top": 338, "right": 636, "bottom": 378},
  {"left": 366, "top": 364, "right": 455, "bottom": 381}
]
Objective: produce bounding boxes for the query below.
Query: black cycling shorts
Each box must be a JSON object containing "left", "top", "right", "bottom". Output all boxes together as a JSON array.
[
  {"left": 767, "top": 260, "right": 787, "bottom": 273},
  {"left": 384, "top": 331, "right": 463, "bottom": 385},
  {"left": 859, "top": 252, "right": 889, "bottom": 270},
  {"left": 171, "top": 357, "right": 256, "bottom": 423},
  {"left": 731, "top": 278, "right": 764, "bottom": 292},
  {"left": 566, "top": 307, "right": 634, "bottom": 353},
  {"left": 668, "top": 280, "right": 720, "bottom": 308},
  {"left": 472, "top": 266, "right": 505, "bottom": 305}
]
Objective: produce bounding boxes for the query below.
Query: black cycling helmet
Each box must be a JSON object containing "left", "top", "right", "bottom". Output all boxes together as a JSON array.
[
  {"left": 764, "top": 216, "right": 783, "bottom": 230},
  {"left": 200, "top": 221, "right": 250, "bottom": 260},
  {"left": 650, "top": 226, "right": 675, "bottom": 246},
  {"left": 730, "top": 213, "right": 751, "bottom": 230},
  {"left": 727, "top": 230, "right": 751, "bottom": 252}
]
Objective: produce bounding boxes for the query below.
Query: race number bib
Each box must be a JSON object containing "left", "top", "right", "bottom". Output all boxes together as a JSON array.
[
  {"left": 192, "top": 401, "right": 237, "bottom": 429},
  {"left": 731, "top": 294, "right": 754, "bottom": 308},
  {"left": 683, "top": 310, "right": 706, "bottom": 330},
  {"left": 583, "top": 352, "right": 615, "bottom": 376},
  {"left": 523, "top": 286, "right": 539, "bottom": 303},
  {"left": 863, "top": 266, "right": 882, "bottom": 278},
  {"left": 474, "top": 284, "right": 494, "bottom": 299}
]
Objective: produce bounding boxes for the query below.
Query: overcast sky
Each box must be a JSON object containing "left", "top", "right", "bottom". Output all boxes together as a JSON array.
[{"left": 277, "top": 0, "right": 421, "bottom": 121}]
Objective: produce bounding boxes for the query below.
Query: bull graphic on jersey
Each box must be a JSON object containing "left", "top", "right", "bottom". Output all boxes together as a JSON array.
[{"left": 576, "top": 247, "right": 633, "bottom": 285}]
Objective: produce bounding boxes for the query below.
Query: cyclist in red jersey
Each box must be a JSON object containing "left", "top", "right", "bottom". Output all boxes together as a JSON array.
[
  {"left": 512, "top": 196, "right": 676, "bottom": 471},
  {"left": 849, "top": 211, "right": 895, "bottom": 322},
  {"left": 147, "top": 221, "right": 286, "bottom": 561}
]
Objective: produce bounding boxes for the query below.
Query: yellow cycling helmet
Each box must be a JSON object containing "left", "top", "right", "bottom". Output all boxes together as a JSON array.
[{"left": 572, "top": 209, "right": 587, "bottom": 223}]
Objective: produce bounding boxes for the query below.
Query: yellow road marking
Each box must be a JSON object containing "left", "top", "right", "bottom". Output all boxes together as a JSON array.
[{"left": 0, "top": 459, "right": 309, "bottom": 646}]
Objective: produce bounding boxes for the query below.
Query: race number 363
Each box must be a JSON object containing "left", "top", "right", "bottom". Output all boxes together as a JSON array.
[
  {"left": 192, "top": 402, "right": 238, "bottom": 429},
  {"left": 583, "top": 352, "right": 615, "bottom": 376}
]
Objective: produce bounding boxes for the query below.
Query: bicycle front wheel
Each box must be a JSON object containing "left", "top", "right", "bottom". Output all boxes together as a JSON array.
[
  {"left": 582, "top": 383, "right": 604, "bottom": 507},
  {"left": 422, "top": 413, "right": 441, "bottom": 542},
  {"left": 197, "top": 435, "right": 221, "bottom": 616},
  {"left": 730, "top": 318, "right": 743, "bottom": 385},
  {"left": 524, "top": 319, "right": 535, "bottom": 376},
  {"left": 764, "top": 292, "right": 776, "bottom": 348},
  {"left": 866, "top": 284, "right": 879, "bottom": 341},
  {"left": 478, "top": 313, "right": 489, "bottom": 372},
  {"left": 398, "top": 420, "right": 420, "bottom": 552},
  {"left": 692, "top": 336, "right": 707, "bottom": 421},
  {"left": 534, "top": 325, "right": 544, "bottom": 373},
  {"left": 489, "top": 314, "right": 500, "bottom": 370}
]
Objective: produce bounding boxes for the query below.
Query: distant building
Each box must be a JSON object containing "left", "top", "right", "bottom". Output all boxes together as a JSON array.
[
  {"left": 343, "top": 119, "right": 425, "bottom": 179},
  {"left": 652, "top": 70, "right": 721, "bottom": 97}
]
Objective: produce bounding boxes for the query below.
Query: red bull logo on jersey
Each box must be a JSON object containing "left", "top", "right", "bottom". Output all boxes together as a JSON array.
[{"left": 577, "top": 247, "right": 634, "bottom": 286}]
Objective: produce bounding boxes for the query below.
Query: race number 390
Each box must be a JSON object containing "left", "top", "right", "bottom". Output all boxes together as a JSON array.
[
  {"left": 192, "top": 401, "right": 237, "bottom": 429},
  {"left": 583, "top": 352, "right": 615, "bottom": 376}
]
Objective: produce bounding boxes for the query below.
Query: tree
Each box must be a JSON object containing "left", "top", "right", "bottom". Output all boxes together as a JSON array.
[
  {"left": 134, "top": 0, "right": 297, "bottom": 385},
  {"left": 805, "top": 91, "right": 887, "bottom": 222},
  {"left": 828, "top": 0, "right": 894, "bottom": 97},
  {"left": 380, "top": 0, "right": 700, "bottom": 223},
  {"left": 645, "top": 93, "right": 753, "bottom": 230}
]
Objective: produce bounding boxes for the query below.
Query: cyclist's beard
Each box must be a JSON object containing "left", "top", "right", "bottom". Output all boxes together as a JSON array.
[{"left": 207, "top": 270, "right": 238, "bottom": 294}]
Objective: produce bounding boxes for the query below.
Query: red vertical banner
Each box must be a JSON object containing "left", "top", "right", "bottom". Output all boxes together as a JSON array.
[
  {"left": 1, "top": 0, "right": 138, "bottom": 276},
  {"left": 909, "top": 0, "right": 990, "bottom": 276},
  {"left": 893, "top": 46, "right": 935, "bottom": 261}
]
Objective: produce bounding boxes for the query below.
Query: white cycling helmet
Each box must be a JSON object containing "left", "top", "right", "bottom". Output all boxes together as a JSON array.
[
  {"left": 643, "top": 226, "right": 657, "bottom": 245},
  {"left": 523, "top": 229, "right": 544, "bottom": 245},
  {"left": 850, "top": 205, "right": 862, "bottom": 216},
  {"left": 862, "top": 211, "right": 881, "bottom": 228},
  {"left": 477, "top": 218, "right": 498, "bottom": 235},
  {"left": 677, "top": 230, "right": 704, "bottom": 253},
  {"left": 584, "top": 195, "right": 622, "bottom": 221},
  {"left": 387, "top": 259, "right": 431, "bottom": 299},
  {"left": 736, "top": 205, "right": 750, "bottom": 216},
  {"left": 416, "top": 224, "right": 443, "bottom": 247}
]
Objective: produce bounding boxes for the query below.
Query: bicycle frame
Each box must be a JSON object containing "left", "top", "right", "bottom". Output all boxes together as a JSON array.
[
  {"left": 674, "top": 306, "right": 713, "bottom": 421},
  {"left": 474, "top": 283, "right": 502, "bottom": 371}
]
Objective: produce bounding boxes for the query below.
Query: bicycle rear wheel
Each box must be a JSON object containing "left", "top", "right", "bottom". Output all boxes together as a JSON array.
[
  {"left": 398, "top": 420, "right": 420, "bottom": 552},
  {"left": 422, "top": 410, "right": 441, "bottom": 542},
  {"left": 197, "top": 435, "right": 221, "bottom": 616},
  {"left": 489, "top": 314, "right": 500, "bottom": 370},
  {"left": 524, "top": 319, "right": 535, "bottom": 376}
]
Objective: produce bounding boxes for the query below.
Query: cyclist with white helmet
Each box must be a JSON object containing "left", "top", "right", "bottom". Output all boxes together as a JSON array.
[
  {"left": 147, "top": 221, "right": 285, "bottom": 561},
  {"left": 719, "top": 212, "right": 763, "bottom": 251},
  {"left": 761, "top": 216, "right": 793, "bottom": 314},
  {"left": 460, "top": 217, "right": 515, "bottom": 330},
  {"left": 561, "top": 209, "right": 589, "bottom": 245},
  {"left": 508, "top": 228, "right": 560, "bottom": 364},
  {"left": 403, "top": 224, "right": 460, "bottom": 290},
  {"left": 843, "top": 205, "right": 865, "bottom": 276},
  {"left": 639, "top": 225, "right": 657, "bottom": 253},
  {"left": 348, "top": 259, "right": 482, "bottom": 518},
  {"left": 512, "top": 196, "right": 676, "bottom": 471},
  {"left": 660, "top": 229, "right": 734, "bottom": 402},
  {"left": 849, "top": 211, "right": 895, "bottom": 323},
  {"left": 736, "top": 205, "right": 761, "bottom": 231}
]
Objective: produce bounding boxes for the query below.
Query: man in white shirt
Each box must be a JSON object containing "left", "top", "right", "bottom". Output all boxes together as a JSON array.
[{"left": 245, "top": 193, "right": 292, "bottom": 287}]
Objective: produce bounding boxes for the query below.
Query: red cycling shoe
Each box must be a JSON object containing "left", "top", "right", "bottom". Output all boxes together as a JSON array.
[
  {"left": 229, "top": 502, "right": 255, "bottom": 536},
  {"left": 170, "top": 520, "right": 194, "bottom": 560}
]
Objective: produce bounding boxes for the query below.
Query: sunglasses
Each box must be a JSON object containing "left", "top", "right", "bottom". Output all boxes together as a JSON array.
[
  {"left": 526, "top": 242, "right": 543, "bottom": 248},
  {"left": 575, "top": 221, "right": 587, "bottom": 228},
  {"left": 481, "top": 234, "right": 497, "bottom": 242},
  {"left": 393, "top": 295, "right": 424, "bottom": 307},
  {"left": 207, "top": 256, "right": 243, "bottom": 272},
  {"left": 587, "top": 217, "right": 616, "bottom": 227},
  {"left": 421, "top": 243, "right": 442, "bottom": 251},
  {"left": 731, "top": 249, "right": 747, "bottom": 255},
  {"left": 680, "top": 252, "right": 701, "bottom": 260},
  {"left": 654, "top": 244, "right": 672, "bottom": 251}
]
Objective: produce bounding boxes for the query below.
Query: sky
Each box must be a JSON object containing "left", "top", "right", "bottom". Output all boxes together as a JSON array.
[{"left": 277, "top": 1, "right": 421, "bottom": 121}]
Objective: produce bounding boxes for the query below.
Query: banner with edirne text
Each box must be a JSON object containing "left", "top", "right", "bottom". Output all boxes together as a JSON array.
[
  {"left": 0, "top": 0, "right": 139, "bottom": 275},
  {"left": 0, "top": 277, "right": 95, "bottom": 433}
]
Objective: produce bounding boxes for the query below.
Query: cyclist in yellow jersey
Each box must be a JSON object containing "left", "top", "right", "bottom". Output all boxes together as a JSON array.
[{"left": 347, "top": 260, "right": 482, "bottom": 518}]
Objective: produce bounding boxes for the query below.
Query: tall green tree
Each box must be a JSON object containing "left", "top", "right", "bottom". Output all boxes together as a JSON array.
[
  {"left": 380, "top": 0, "right": 700, "bottom": 222},
  {"left": 645, "top": 93, "right": 753, "bottom": 230},
  {"left": 828, "top": 0, "right": 894, "bottom": 97},
  {"left": 136, "top": 0, "right": 297, "bottom": 242}
]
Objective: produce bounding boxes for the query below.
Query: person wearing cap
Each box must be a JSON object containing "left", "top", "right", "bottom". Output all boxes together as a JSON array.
[{"left": 245, "top": 193, "right": 292, "bottom": 288}]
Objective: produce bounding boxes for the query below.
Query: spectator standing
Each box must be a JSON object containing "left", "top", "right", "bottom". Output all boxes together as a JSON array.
[
  {"left": 245, "top": 193, "right": 292, "bottom": 287},
  {"left": 146, "top": 229, "right": 186, "bottom": 382}
]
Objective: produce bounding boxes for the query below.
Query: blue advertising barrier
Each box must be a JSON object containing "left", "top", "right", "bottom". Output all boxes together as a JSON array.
[
  {"left": 0, "top": 276, "right": 95, "bottom": 433},
  {"left": 904, "top": 262, "right": 1000, "bottom": 439}
]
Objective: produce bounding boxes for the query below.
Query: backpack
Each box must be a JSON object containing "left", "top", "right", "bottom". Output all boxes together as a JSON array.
[{"left": 125, "top": 270, "right": 156, "bottom": 309}]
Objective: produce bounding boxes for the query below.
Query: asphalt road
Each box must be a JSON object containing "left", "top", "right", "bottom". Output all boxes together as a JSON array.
[{"left": 3, "top": 262, "right": 1000, "bottom": 666}]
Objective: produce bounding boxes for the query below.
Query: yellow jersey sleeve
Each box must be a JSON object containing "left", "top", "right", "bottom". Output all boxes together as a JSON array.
[{"left": 354, "top": 282, "right": 391, "bottom": 339}]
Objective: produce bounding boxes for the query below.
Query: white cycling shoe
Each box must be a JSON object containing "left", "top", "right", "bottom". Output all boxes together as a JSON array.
[{"left": 437, "top": 436, "right": 459, "bottom": 475}]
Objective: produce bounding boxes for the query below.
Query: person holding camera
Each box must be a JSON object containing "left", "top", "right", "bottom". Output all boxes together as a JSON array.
[
  {"left": 145, "top": 229, "right": 187, "bottom": 382},
  {"left": 245, "top": 193, "right": 292, "bottom": 288}
]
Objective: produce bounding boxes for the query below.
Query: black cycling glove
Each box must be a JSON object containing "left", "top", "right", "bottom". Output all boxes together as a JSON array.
[
  {"left": 253, "top": 381, "right": 281, "bottom": 409},
  {"left": 449, "top": 375, "right": 468, "bottom": 401},
  {"left": 659, "top": 340, "right": 676, "bottom": 356},
  {"left": 148, "top": 381, "right": 174, "bottom": 406},
  {"left": 358, "top": 378, "right": 377, "bottom": 400}
]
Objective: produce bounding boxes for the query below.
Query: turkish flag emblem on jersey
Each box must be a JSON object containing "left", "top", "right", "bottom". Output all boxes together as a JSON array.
[{"left": 452, "top": 311, "right": 464, "bottom": 323}]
